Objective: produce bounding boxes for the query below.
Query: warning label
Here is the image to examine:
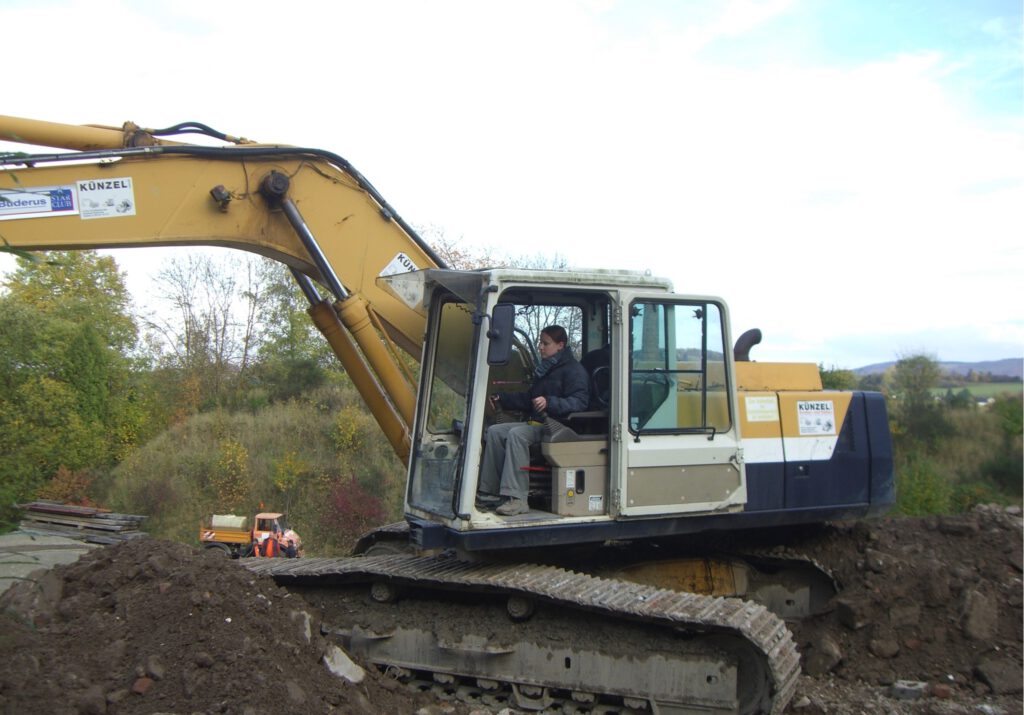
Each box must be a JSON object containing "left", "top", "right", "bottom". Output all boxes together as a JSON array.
[
  {"left": 797, "top": 400, "right": 836, "bottom": 435},
  {"left": 745, "top": 396, "right": 779, "bottom": 422},
  {"left": 77, "top": 177, "right": 135, "bottom": 220}
]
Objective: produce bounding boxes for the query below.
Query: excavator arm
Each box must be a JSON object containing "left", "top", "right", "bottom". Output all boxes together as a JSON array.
[{"left": 0, "top": 115, "right": 446, "bottom": 463}]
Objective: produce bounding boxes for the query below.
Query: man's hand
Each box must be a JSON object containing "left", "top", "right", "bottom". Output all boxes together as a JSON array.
[{"left": 532, "top": 396, "right": 547, "bottom": 412}]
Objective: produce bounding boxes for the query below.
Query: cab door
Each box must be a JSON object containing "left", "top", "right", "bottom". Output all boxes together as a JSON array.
[{"left": 619, "top": 299, "right": 747, "bottom": 517}]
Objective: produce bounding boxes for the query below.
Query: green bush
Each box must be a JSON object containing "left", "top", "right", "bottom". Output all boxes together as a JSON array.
[
  {"left": 895, "top": 452, "right": 952, "bottom": 516},
  {"left": 96, "top": 383, "right": 405, "bottom": 553},
  {"left": 951, "top": 480, "right": 1010, "bottom": 512}
]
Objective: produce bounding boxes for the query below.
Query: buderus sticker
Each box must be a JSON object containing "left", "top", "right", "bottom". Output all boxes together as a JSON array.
[{"left": 0, "top": 185, "right": 78, "bottom": 221}]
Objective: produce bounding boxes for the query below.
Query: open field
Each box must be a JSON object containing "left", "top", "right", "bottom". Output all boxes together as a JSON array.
[{"left": 932, "top": 382, "right": 1023, "bottom": 399}]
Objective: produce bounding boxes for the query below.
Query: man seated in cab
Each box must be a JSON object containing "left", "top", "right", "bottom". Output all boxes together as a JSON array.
[{"left": 477, "top": 325, "right": 589, "bottom": 516}]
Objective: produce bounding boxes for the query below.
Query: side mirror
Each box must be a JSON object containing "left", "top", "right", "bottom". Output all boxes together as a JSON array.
[{"left": 486, "top": 303, "right": 515, "bottom": 365}]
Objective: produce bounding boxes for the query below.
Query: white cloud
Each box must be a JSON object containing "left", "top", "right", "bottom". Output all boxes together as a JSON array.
[{"left": 2, "top": 0, "right": 1020, "bottom": 367}]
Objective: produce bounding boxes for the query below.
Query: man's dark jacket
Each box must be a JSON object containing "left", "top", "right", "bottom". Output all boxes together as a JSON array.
[{"left": 498, "top": 349, "right": 589, "bottom": 420}]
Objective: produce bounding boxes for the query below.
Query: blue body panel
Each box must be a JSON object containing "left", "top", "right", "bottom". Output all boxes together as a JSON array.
[{"left": 412, "top": 391, "right": 895, "bottom": 553}]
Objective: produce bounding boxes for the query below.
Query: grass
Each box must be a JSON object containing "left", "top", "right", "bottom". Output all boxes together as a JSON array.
[
  {"left": 931, "top": 382, "right": 1022, "bottom": 400},
  {"left": 94, "top": 383, "right": 406, "bottom": 554}
]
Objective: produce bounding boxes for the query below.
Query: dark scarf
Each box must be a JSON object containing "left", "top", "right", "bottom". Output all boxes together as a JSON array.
[{"left": 534, "top": 349, "right": 564, "bottom": 379}]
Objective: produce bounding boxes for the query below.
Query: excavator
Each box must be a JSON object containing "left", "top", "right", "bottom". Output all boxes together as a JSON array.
[{"left": 0, "top": 115, "right": 893, "bottom": 714}]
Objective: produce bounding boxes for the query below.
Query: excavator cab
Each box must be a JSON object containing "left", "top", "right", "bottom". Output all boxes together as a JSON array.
[{"left": 394, "top": 268, "right": 751, "bottom": 553}]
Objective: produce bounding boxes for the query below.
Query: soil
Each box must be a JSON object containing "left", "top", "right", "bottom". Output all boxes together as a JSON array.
[
  {"left": 783, "top": 504, "right": 1023, "bottom": 714},
  {"left": 0, "top": 505, "right": 1020, "bottom": 715}
]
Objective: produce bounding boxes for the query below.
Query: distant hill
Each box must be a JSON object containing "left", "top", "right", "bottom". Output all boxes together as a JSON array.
[{"left": 853, "top": 358, "right": 1023, "bottom": 379}]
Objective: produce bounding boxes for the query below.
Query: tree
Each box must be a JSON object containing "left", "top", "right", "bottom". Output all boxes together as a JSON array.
[
  {"left": 251, "top": 260, "right": 334, "bottom": 403},
  {"left": 982, "top": 394, "right": 1024, "bottom": 497},
  {"left": 3, "top": 251, "right": 136, "bottom": 352},
  {"left": 885, "top": 353, "right": 951, "bottom": 447},
  {"left": 0, "top": 251, "right": 140, "bottom": 523},
  {"left": 943, "top": 387, "right": 974, "bottom": 410},
  {"left": 819, "top": 365, "right": 858, "bottom": 390},
  {"left": 143, "top": 252, "right": 275, "bottom": 412}
]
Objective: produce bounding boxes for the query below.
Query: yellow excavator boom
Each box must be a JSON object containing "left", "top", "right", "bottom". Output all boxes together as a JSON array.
[{"left": 0, "top": 115, "right": 446, "bottom": 463}]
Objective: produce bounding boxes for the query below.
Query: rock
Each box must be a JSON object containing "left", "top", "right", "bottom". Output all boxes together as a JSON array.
[
  {"left": 285, "top": 680, "right": 306, "bottom": 704},
  {"left": 105, "top": 690, "right": 129, "bottom": 705},
  {"left": 920, "top": 704, "right": 972, "bottom": 715},
  {"left": 974, "top": 705, "right": 1009, "bottom": 715},
  {"left": 100, "top": 639, "right": 125, "bottom": 664},
  {"left": 131, "top": 677, "right": 154, "bottom": 695},
  {"left": 1008, "top": 581, "right": 1023, "bottom": 607},
  {"left": 350, "top": 691, "right": 373, "bottom": 712},
  {"left": 938, "top": 517, "right": 978, "bottom": 536},
  {"left": 323, "top": 644, "right": 365, "bottom": 684},
  {"left": 835, "top": 596, "right": 872, "bottom": 630},
  {"left": 974, "top": 656, "right": 1024, "bottom": 694},
  {"left": 868, "top": 636, "right": 900, "bottom": 659},
  {"left": 59, "top": 665, "right": 89, "bottom": 690},
  {"left": 952, "top": 565, "right": 977, "bottom": 584},
  {"left": 803, "top": 634, "right": 843, "bottom": 676},
  {"left": 930, "top": 683, "right": 953, "bottom": 699},
  {"left": 889, "top": 680, "right": 927, "bottom": 700},
  {"left": 961, "top": 589, "right": 997, "bottom": 640},
  {"left": 923, "top": 568, "right": 952, "bottom": 606},
  {"left": 863, "top": 548, "right": 886, "bottom": 573},
  {"left": 928, "top": 624, "right": 948, "bottom": 644},
  {"left": 1008, "top": 547, "right": 1023, "bottom": 573},
  {"left": 889, "top": 602, "right": 921, "bottom": 628},
  {"left": 74, "top": 684, "right": 107, "bottom": 714},
  {"left": 193, "top": 651, "right": 215, "bottom": 668},
  {"left": 3, "top": 568, "right": 64, "bottom": 626},
  {"left": 144, "top": 554, "right": 172, "bottom": 578},
  {"left": 290, "top": 609, "right": 312, "bottom": 644},
  {"left": 145, "top": 654, "right": 166, "bottom": 680}
]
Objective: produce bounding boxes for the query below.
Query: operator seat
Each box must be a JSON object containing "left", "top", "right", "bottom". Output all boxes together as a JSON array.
[
  {"left": 526, "top": 345, "right": 611, "bottom": 508},
  {"left": 580, "top": 344, "right": 611, "bottom": 411},
  {"left": 540, "top": 345, "right": 610, "bottom": 458},
  {"left": 538, "top": 345, "right": 612, "bottom": 515}
]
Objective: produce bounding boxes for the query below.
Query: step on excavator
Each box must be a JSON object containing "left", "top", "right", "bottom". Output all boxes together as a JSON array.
[{"left": 0, "top": 115, "right": 894, "bottom": 714}]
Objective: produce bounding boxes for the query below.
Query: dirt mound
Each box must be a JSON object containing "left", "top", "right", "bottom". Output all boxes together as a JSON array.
[
  {"left": 786, "top": 505, "right": 1023, "bottom": 713},
  {"left": 0, "top": 539, "right": 445, "bottom": 715},
  {"left": 0, "top": 506, "right": 1020, "bottom": 715}
]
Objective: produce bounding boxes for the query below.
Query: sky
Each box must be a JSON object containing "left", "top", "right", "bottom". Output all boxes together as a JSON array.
[{"left": 1, "top": 0, "right": 1021, "bottom": 369}]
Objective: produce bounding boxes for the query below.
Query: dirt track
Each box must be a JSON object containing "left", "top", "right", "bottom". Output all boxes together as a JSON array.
[{"left": 0, "top": 505, "right": 1020, "bottom": 714}]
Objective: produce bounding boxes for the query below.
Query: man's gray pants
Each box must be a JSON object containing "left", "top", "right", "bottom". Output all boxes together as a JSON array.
[{"left": 479, "top": 421, "right": 543, "bottom": 500}]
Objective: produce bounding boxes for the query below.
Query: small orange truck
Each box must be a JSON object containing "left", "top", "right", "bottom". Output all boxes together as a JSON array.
[{"left": 198, "top": 512, "right": 302, "bottom": 558}]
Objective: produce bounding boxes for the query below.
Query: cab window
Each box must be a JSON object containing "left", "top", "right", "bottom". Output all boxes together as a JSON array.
[{"left": 629, "top": 301, "right": 731, "bottom": 434}]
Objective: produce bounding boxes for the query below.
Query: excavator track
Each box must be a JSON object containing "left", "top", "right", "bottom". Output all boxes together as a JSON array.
[{"left": 244, "top": 554, "right": 800, "bottom": 714}]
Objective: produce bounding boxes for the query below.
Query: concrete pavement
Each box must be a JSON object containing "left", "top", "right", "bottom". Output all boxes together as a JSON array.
[{"left": 0, "top": 530, "right": 100, "bottom": 596}]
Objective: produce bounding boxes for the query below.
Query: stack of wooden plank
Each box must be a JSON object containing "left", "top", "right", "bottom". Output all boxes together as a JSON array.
[{"left": 18, "top": 501, "right": 147, "bottom": 544}]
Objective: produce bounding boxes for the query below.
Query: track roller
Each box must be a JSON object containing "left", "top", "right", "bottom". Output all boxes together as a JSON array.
[{"left": 506, "top": 594, "right": 536, "bottom": 621}]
